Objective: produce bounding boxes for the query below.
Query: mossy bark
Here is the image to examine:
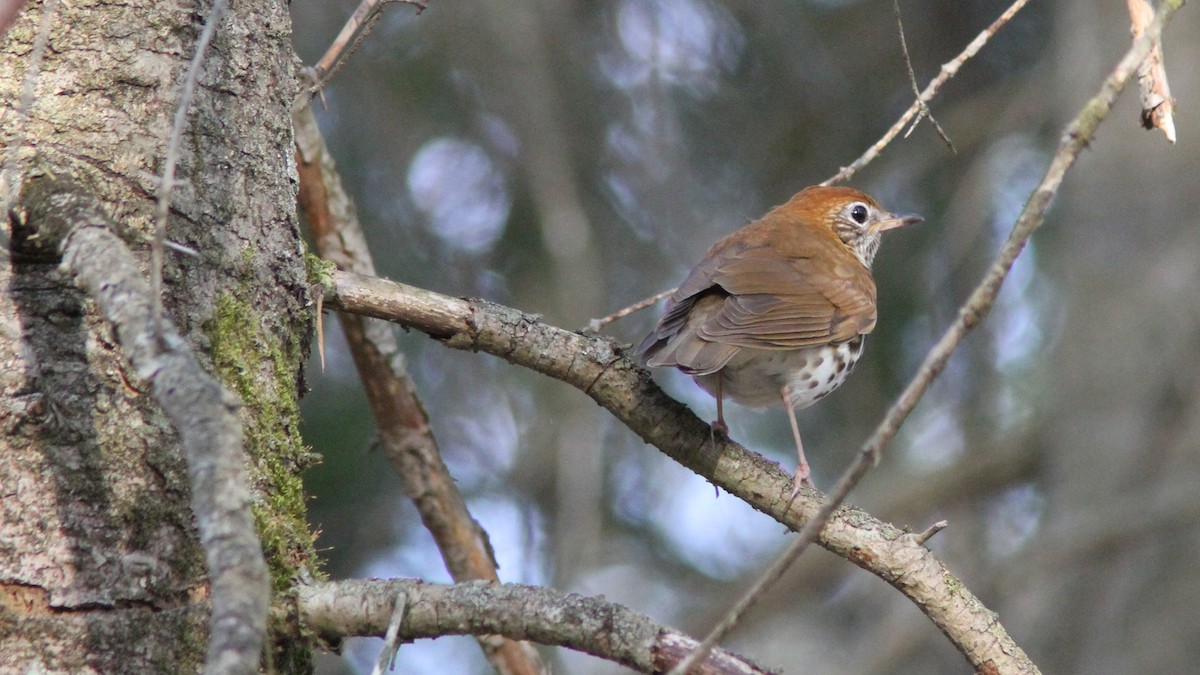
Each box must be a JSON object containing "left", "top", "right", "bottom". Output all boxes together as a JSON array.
[{"left": 0, "top": 0, "right": 318, "bottom": 671}]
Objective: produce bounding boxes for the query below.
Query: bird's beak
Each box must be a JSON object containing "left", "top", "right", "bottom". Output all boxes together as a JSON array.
[{"left": 869, "top": 212, "right": 924, "bottom": 234}]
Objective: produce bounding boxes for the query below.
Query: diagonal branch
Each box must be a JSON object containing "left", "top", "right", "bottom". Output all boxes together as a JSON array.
[
  {"left": 294, "top": 107, "right": 546, "bottom": 675},
  {"left": 860, "top": 0, "right": 1182, "bottom": 478},
  {"left": 20, "top": 174, "right": 268, "bottom": 675}
]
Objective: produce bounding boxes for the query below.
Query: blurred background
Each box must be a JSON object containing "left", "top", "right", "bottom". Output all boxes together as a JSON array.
[{"left": 290, "top": 1, "right": 1200, "bottom": 673}]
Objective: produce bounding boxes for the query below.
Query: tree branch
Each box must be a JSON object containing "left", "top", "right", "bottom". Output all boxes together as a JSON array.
[
  {"left": 298, "top": 578, "right": 772, "bottom": 675},
  {"left": 861, "top": 0, "right": 1182, "bottom": 469},
  {"left": 892, "top": 0, "right": 953, "bottom": 150},
  {"left": 294, "top": 107, "right": 546, "bottom": 675},
  {"left": 18, "top": 174, "right": 268, "bottom": 675},
  {"left": 1128, "top": 0, "right": 1177, "bottom": 142}
]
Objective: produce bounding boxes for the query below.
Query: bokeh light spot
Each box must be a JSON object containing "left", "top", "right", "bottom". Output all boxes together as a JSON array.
[{"left": 407, "top": 137, "right": 511, "bottom": 255}]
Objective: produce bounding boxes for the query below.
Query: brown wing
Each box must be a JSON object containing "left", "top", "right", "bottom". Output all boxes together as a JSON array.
[
  {"left": 697, "top": 241, "right": 877, "bottom": 347},
  {"left": 638, "top": 226, "right": 877, "bottom": 375},
  {"left": 638, "top": 293, "right": 741, "bottom": 374}
]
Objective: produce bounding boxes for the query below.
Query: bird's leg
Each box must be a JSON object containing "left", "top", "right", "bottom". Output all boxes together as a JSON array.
[
  {"left": 781, "top": 385, "right": 813, "bottom": 496},
  {"left": 710, "top": 370, "right": 729, "bottom": 439}
]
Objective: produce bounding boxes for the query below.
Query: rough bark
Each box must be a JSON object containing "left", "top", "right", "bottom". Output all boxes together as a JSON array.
[{"left": 0, "top": 0, "right": 317, "bottom": 671}]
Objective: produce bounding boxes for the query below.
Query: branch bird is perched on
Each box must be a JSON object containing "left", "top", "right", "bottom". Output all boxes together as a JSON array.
[{"left": 638, "top": 186, "right": 922, "bottom": 494}]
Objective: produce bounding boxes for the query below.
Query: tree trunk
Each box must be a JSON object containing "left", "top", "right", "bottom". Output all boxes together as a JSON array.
[{"left": 0, "top": 0, "right": 317, "bottom": 671}]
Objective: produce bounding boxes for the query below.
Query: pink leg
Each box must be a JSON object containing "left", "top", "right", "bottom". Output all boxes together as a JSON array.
[
  {"left": 711, "top": 370, "right": 728, "bottom": 436},
  {"left": 782, "top": 386, "right": 812, "bottom": 495}
]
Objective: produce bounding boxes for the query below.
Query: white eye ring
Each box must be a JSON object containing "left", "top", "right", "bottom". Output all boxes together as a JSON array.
[{"left": 849, "top": 203, "right": 869, "bottom": 225}]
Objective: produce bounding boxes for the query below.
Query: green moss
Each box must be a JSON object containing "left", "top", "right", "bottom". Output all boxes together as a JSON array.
[
  {"left": 205, "top": 293, "right": 323, "bottom": 593},
  {"left": 239, "top": 245, "right": 260, "bottom": 272},
  {"left": 304, "top": 253, "right": 336, "bottom": 290}
]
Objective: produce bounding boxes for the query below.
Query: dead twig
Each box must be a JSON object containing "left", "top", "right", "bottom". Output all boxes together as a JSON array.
[
  {"left": 153, "top": 0, "right": 228, "bottom": 339},
  {"left": 295, "top": 0, "right": 427, "bottom": 111},
  {"left": 370, "top": 591, "right": 408, "bottom": 675},
  {"left": 824, "top": 0, "right": 1030, "bottom": 185},
  {"left": 911, "top": 520, "right": 950, "bottom": 546},
  {"left": 1127, "top": 0, "right": 1177, "bottom": 142},
  {"left": 586, "top": 287, "right": 674, "bottom": 332},
  {"left": 893, "top": 0, "right": 954, "bottom": 150}
]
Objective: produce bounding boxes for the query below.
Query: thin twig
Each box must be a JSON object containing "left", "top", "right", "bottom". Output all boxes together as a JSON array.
[
  {"left": 586, "top": 287, "right": 674, "bottom": 332},
  {"left": 860, "top": 0, "right": 1180, "bottom": 470},
  {"left": 669, "top": 2, "right": 1182, "bottom": 671},
  {"left": 1, "top": 0, "right": 57, "bottom": 210},
  {"left": 371, "top": 591, "right": 408, "bottom": 675},
  {"left": 824, "top": 0, "right": 1030, "bottom": 186},
  {"left": 154, "top": 0, "right": 228, "bottom": 339},
  {"left": 315, "top": 292, "right": 326, "bottom": 370},
  {"left": 295, "top": 0, "right": 427, "bottom": 111},
  {"left": 163, "top": 239, "right": 199, "bottom": 256},
  {"left": 893, "top": 0, "right": 954, "bottom": 150},
  {"left": 912, "top": 520, "right": 949, "bottom": 546},
  {"left": 1127, "top": 0, "right": 1177, "bottom": 142}
]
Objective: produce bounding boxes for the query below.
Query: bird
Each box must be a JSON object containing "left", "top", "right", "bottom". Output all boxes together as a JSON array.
[{"left": 637, "top": 185, "right": 922, "bottom": 494}]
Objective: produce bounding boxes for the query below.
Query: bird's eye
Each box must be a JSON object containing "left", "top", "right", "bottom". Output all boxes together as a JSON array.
[{"left": 850, "top": 203, "right": 869, "bottom": 225}]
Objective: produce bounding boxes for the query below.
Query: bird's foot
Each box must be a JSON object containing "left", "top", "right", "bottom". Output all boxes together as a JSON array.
[
  {"left": 709, "top": 418, "right": 729, "bottom": 438},
  {"left": 789, "top": 461, "right": 813, "bottom": 499},
  {"left": 708, "top": 418, "right": 729, "bottom": 451}
]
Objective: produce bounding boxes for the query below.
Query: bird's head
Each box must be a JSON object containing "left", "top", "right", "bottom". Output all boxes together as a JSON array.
[{"left": 782, "top": 185, "right": 923, "bottom": 268}]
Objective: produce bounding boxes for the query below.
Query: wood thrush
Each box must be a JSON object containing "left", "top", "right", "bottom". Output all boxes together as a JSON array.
[{"left": 638, "top": 186, "right": 922, "bottom": 494}]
